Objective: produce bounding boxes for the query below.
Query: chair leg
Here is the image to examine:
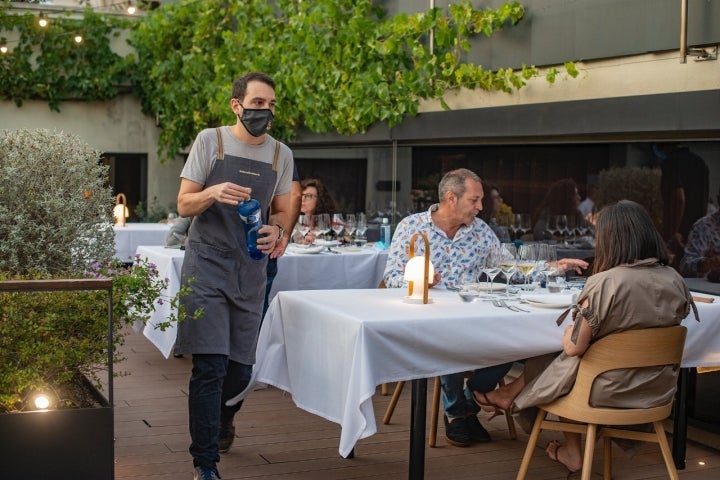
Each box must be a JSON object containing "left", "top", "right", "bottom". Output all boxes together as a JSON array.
[
  {"left": 380, "top": 383, "right": 389, "bottom": 395},
  {"left": 498, "top": 378, "right": 517, "bottom": 440},
  {"left": 516, "top": 409, "right": 546, "bottom": 480},
  {"left": 382, "top": 381, "right": 405, "bottom": 424},
  {"left": 654, "top": 420, "right": 680, "bottom": 480},
  {"left": 581, "top": 423, "right": 597, "bottom": 480},
  {"left": 428, "top": 377, "right": 442, "bottom": 447},
  {"left": 603, "top": 435, "right": 612, "bottom": 480}
]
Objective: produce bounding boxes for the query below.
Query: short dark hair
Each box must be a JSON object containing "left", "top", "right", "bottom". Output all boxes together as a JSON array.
[
  {"left": 232, "top": 72, "right": 275, "bottom": 100},
  {"left": 592, "top": 199, "right": 669, "bottom": 274}
]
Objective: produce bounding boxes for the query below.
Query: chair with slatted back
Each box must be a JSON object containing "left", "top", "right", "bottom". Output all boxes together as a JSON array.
[
  {"left": 516, "top": 326, "right": 687, "bottom": 480},
  {"left": 383, "top": 375, "right": 517, "bottom": 446}
]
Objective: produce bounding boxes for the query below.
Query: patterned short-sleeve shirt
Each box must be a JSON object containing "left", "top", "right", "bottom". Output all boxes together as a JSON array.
[{"left": 383, "top": 204, "right": 501, "bottom": 289}]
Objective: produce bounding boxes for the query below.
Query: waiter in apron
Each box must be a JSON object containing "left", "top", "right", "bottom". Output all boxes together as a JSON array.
[{"left": 176, "top": 72, "right": 294, "bottom": 480}]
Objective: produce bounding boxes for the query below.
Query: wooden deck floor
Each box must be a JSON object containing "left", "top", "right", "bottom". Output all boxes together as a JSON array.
[{"left": 114, "top": 331, "right": 720, "bottom": 480}]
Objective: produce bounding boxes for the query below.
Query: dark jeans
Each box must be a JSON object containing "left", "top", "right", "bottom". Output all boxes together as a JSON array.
[
  {"left": 441, "top": 362, "right": 513, "bottom": 419},
  {"left": 188, "top": 354, "right": 252, "bottom": 469}
]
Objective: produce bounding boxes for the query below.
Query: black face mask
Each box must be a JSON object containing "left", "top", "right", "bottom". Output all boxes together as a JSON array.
[{"left": 238, "top": 107, "right": 273, "bottom": 137}]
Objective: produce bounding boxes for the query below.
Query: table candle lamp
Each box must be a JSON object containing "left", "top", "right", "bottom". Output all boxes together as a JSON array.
[
  {"left": 404, "top": 232, "right": 434, "bottom": 304},
  {"left": 114, "top": 193, "right": 129, "bottom": 226}
]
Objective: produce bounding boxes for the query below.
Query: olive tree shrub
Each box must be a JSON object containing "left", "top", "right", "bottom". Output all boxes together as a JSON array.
[
  {"left": 0, "top": 129, "right": 192, "bottom": 413},
  {"left": 0, "top": 129, "right": 115, "bottom": 274}
]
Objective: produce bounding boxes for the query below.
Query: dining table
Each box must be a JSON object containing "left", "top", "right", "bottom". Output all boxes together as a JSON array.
[
  {"left": 114, "top": 223, "right": 171, "bottom": 262},
  {"left": 134, "top": 244, "right": 389, "bottom": 358},
  {"left": 234, "top": 286, "right": 720, "bottom": 479}
]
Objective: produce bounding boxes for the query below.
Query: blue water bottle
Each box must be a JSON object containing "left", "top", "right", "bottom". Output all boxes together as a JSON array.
[{"left": 237, "top": 198, "right": 266, "bottom": 260}]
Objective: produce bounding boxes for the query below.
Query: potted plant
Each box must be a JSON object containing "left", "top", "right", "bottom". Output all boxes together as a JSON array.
[{"left": 0, "top": 129, "right": 187, "bottom": 479}]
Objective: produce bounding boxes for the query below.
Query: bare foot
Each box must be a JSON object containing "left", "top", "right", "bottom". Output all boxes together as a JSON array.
[
  {"left": 479, "top": 388, "right": 512, "bottom": 411},
  {"left": 546, "top": 440, "right": 582, "bottom": 473}
]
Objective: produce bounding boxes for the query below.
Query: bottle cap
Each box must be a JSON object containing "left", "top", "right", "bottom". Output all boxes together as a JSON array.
[{"left": 382, "top": 218, "right": 389, "bottom": 224}]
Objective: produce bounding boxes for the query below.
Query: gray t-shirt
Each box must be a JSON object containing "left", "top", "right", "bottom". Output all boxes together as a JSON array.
[{"left": 180, "top": 126, "right": 293, "bottom": 198}]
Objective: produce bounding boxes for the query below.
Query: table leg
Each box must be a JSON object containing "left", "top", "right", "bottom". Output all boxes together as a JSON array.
[
  {"left": 409, "top": 378, "right": 427, "bottom": 480},
  {"left": 672, "top": 367, "right": 688, "bottom": 470}
]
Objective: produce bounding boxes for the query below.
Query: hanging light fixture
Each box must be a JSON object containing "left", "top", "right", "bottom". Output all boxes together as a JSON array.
[
  {"left": 0, "top": 38, "right": 7, "bottom": 55},
  {"left": 127, "top": 1, "right": 137, "bottom": 15},
  {"left": 74, "top": 33, "right": 83, "bottom": 44},
  {"left": 38, "top": 12, "right": 48, "bottom": 28}
]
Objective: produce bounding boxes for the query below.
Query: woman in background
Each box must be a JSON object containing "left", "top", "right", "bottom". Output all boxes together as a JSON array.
[{"left": 295, "top": 178, "right": 337, "bottom": 244}]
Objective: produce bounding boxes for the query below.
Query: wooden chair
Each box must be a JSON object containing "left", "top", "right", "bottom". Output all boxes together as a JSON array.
[
  {"left": 516, "top": 326, "right": 687, "bottom": 480},
  {"left": 383, "top": 375, "right": 517, "bottom": 447}
]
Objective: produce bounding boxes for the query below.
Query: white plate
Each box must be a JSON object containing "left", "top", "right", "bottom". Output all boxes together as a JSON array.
[
  {"left": 523, "top": 298, "right": 572, "bottom": 309},
  {"left": 289, "top": 246, "right": 324, "bottom": 254},
  {"left": 474, "top": 282, "right": 506, "bottom": 292},
  {"left": 315, "top": 239, "right": 339, "bottom": 247}
]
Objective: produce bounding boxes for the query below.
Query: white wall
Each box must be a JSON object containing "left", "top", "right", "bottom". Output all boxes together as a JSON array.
[{"left": 0, "top": 96, "right": 184, "bottom": 209}]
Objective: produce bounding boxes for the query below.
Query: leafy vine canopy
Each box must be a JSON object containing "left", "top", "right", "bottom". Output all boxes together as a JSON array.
[{"left": 1, "top": 0, "right": 577, "bottom": 162}]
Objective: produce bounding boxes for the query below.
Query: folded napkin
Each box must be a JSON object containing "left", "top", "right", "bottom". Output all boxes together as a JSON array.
[{"left": 521, "top": 292, "right": 578, "bottom": 305}]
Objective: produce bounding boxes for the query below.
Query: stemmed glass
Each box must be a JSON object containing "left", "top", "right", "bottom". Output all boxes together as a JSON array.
[
  {"left": 295, "top": 214, "right": 311, "bottom": 241},
  {"left": 537, "top": 243, "right": 560, "bottom": 286},
  {"left": 331, "top": 213, "right": 345, "bottom": 240},
  {"left": 556, "top": 214, "right": 569, "bottom": 243},
  {"left": 356, "top": 213, "right": 368, "bottom": 246},
  {"left": 544, "top": 214, "right": 558, "bottom": 241},
  {"left": 499, "top": 243, "right": 518, "bottom": 297},
  {"left": 317, "top": 213, "right": 331, "bottom": 241},
  {"left": 518, "top": 214, "right": 532, "bottom": 239},
  {"left": 481, "top": 246, "right": 502, "bottom": 295},
  {"left": 345, "top": 214, "right": 357, "bottom": 242},
  {"left": 516, "top": 243, "right": 537, "bottom": 287}
]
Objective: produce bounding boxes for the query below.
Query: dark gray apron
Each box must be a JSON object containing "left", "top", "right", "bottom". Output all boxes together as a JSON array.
[{"left": 177, "top": 128, "right": 278, "bottom": 364}]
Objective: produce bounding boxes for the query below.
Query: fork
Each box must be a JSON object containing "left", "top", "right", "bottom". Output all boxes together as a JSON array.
[{"left": 499, "top": 299, "right": 530, "bottom": 313}]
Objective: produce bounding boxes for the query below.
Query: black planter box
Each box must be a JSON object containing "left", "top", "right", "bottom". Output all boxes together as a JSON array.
[{"left": 0, "top": 391, "right": 113, "bottom": 479}]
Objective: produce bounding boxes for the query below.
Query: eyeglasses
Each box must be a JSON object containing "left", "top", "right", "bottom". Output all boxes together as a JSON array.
[{"left": 301, "top": 193, "right": 318, "bottom": 200}]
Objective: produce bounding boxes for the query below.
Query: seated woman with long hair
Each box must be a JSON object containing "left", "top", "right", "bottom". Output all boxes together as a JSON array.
[{"left": 470, "top": 200, "right": 697, "bottom": 473}]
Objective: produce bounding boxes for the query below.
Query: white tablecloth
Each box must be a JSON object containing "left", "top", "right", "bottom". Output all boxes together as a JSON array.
[
  {"left": 114, "top": 223, "right": 171, "bottom": 262},
  {"left": 133, "top": 245, "right": 389, "bottom": 358},
  {"left": 244, "top": 287, "right": 720, "bottom": 458},
  {"left": 268, "top": 246, "right": 388, "bottom": 302}
]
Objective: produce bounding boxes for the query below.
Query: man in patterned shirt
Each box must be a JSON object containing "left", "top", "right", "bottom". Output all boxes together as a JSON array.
[
  {"left": 383, "top": 168, "right": 587, "bottom": 447},
  {"left": 384, "top": 168, "right": 511, "bottom": 446}
]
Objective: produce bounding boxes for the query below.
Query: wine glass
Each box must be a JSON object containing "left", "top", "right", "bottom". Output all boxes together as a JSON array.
[
  {"left": 556, "top": 214, "right": 569, "bottom": 242},
  {"left": 345, "top": 213, "right": 357, "bottom": 240},
  {"left": 331, "top": 213, "right": 345, "bottom": 239},
  {"left": 481, "top": 246, "right": 501, "bottom": 295},
  {"left": 356, "top": 212, "right": 368, "bottom": 246},
  {"left": 537, "top": 243, "right": 561, "bottom": 287},
  {"left": 517, "top": 243, "right": 537, "bottom": 287},
  {"left": 315, "top": 213, "right": 331, "bottom": 241},
  {"left": 295, "top": 214, "right": 311, "bottom": 239},
  {"left": 544, "top": 214, "right": 558, "bottom": 241},
  {"left": 518, "top": 214, "right": 532, "bottom": 239},
  {"left": 499, "top": 243, "right": 518, "bottom": 297}
]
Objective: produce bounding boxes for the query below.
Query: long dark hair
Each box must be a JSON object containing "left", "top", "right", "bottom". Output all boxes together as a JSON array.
[
  {"left": 592, "top": 200, "right": 669, "bottom": 274},
  {"left": 301, "top": 177, "right": 337, "bottom": 216},
  {"left": 533, "top": 178, "right": 583, "bottom": 225}
]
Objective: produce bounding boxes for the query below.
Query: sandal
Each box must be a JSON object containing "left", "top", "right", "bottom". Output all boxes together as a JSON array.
[
  {"left": 471, "top": 391, "right": 503, "bottom": 421},
  {"left": 546, "top": 440, "right": 581, "bottom": 474}
]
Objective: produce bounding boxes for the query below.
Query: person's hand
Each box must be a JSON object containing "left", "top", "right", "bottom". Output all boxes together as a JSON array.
[
  {"left": 556, "top": 258, "right": 589, "bottom": 275},
  {"left": 303, "top": 232, "right": 316, "bottom": 245},
  {"left": 210, "top": 182, "right": 252, "bottom": 205},
  {"left": 270, "top": 236, "right": 290, "bottom": 259},
  {"left": 256, "top": 224, "right": 280, "bottom": 254}
]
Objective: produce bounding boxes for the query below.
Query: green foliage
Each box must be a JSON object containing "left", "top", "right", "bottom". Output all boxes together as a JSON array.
[
  {"left": 0, "top": 7, "right": 136, "bottom": 111},
  {"left": 594, "top": 166, "right": 663, "bottom": 228},
  {"left": 1, "top": 1, "right": 578, "bottom": 162},
  {"left": 0, "top": 128, "right": 200, "bottom": 413},
  {"left": 135, "top": 196, "right": 177, "bottom": 223},
  {"left": 0, "top": 128, "right": 115, "bottom": 275}
]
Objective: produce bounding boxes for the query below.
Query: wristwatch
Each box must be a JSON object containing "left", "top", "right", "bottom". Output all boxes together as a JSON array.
[{"left": 275, "top": 224, "right": 285, "bottom": 239}]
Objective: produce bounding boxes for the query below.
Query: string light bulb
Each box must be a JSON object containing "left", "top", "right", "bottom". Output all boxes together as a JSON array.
[
  {"left": 0, "top": 38, "right": 7, "bottom": 54},
  {"left": 127, "top": 1, "right": 136, "bottom": 15},
  {"left": 38, "top": 12, "right": 48, "bottom": 28},
  {"left": 74, "top": 33, "right": 83, "bottom": 44}
]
